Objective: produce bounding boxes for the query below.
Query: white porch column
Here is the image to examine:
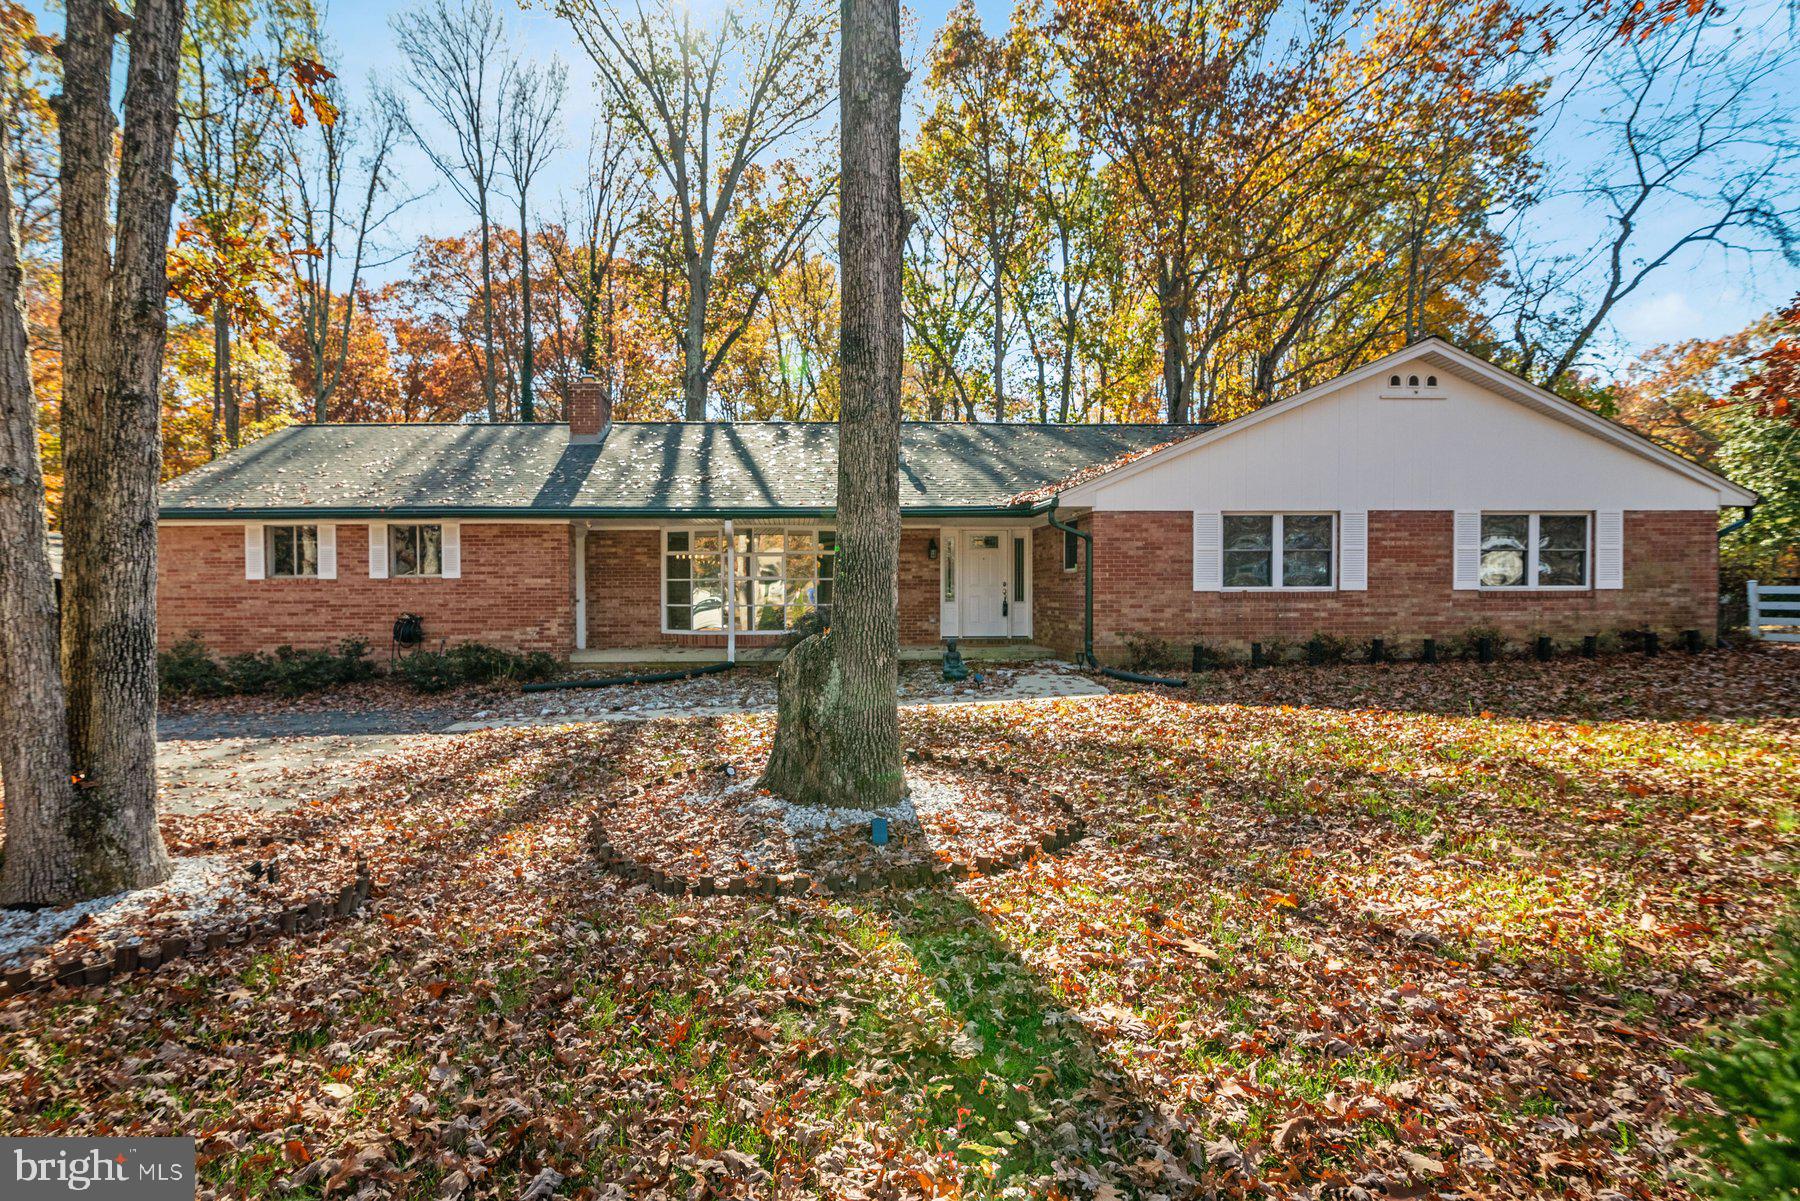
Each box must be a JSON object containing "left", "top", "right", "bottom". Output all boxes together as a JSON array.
[
  {"left": 939, "top": 527, "right": 958, "bottom": 638},
  {"left": 723, "top": 519, "right": 737, "bottom": 663},
  {"left": 573, "top": 521, "right": 588, "bottom": 651}
]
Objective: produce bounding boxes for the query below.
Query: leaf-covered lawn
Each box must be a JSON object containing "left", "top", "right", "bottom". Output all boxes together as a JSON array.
[{"left": 3, "top": 648, "right": 1796, "bottom": 1200}]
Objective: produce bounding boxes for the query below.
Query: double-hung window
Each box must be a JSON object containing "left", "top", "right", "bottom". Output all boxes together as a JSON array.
[
  {"left": 1222, "top": 513, "right": 1335, "bottom": 589},
  {"left": 266, "top": 525, "right": 319, "bottom": 578},
  {"left": 1480, "top": 513, "right": 1588, "bottom": 588},
  {"left": 389, "top": 524, "right": 444, "bottom": 577}
]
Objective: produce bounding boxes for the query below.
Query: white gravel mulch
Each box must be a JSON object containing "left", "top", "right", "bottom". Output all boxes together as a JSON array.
[
  {"left": 598, "top": 767, "right": 1069, "bottom": 882},
  {"left": 0, "top": 855, "right": 247, "bottom": 968},
  {"left": 458, "top": 662, "right": 1100, "bottom": 729}
]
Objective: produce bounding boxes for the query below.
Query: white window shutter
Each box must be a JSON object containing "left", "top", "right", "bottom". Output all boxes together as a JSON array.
[
  {"left": 368, "top": 523, "right": 389, "bottom": 579},
  {"left": 317, "top": 524, "right": 337, "bottom": 580},
  {"left": 441, "top": 523, "right": 462, "bottom": 579},
  {"left": 1192, "top": 510, "right": 1223, "bottom": 591},
  {"left": 1595, "top": 510, "right": 1624, "bottom": 589},
  {"left": 1453, "top": 511, "right": 1480, "bottom": 590},
  {"left": 243, "top": 523, "right": 265, "bottom": 580},
  {"left": 1338, "top": 511, "right": 1368, "bottom": 591}
]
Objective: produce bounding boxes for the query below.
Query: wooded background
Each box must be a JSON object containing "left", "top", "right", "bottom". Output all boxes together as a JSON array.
[{"left": 2, "top": 0, "right": 1795, "bottom": 572}]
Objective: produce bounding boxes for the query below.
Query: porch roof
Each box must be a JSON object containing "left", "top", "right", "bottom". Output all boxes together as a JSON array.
[{"left": 158, "top": 420, "right": 1208, "bottom": 520}]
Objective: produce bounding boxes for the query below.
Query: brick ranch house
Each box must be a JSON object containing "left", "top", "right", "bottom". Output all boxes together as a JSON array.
[{"left": 156, "top": 339, "right": 1756, "bottom": 665}]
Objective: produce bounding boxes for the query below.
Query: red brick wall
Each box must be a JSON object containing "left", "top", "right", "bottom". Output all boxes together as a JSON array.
[
  {"left": 584, "top": 525, "right": 944, "bottom": 650},
  {"left": 898, "top": 528, "right": 943, "bottom": 646},
  {"left": 158, "top": 522, "right": 573, "bottom": 656},
  {"left": 1033, "top": 522, "right": 1086, "bottom": 657},
  {"left": 584, "top": 528, "right": 669, "bottom": 648},
  {"left": 1059, "top": 509, "right": 1718, "bottom": 662}
]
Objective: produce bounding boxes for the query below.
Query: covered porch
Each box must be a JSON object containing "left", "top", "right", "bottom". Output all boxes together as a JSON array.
[{"left": 568, "top": 515, "right": 1066, "bottom": 663}]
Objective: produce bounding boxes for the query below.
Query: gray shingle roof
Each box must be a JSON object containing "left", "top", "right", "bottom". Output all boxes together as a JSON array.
[{"left": 158, "top": 421, "right": 1209, "bottom": 518}]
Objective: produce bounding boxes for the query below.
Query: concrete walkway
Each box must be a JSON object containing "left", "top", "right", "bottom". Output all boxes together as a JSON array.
[{"left": 156, "top": 666, "right": 1111, "bottom": 814}]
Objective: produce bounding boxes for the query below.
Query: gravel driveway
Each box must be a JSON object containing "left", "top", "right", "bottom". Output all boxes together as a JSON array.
[{"left": 156, "top": 664, "right": 1108, "bottom": 815}]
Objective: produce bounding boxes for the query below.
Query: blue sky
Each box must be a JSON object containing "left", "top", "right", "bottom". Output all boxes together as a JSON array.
[{"left": 26, "top": 0, "right": 1800, "bottom": 366}]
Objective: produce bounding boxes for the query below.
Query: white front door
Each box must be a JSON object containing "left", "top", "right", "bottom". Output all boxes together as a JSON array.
[{"left": 960, "top": 532, "right": 1010, "bottom": 637}]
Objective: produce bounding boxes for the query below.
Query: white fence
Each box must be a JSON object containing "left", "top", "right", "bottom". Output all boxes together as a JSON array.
[{"left": 1748, "top": 580, "right": 1800, "bottom": 643}]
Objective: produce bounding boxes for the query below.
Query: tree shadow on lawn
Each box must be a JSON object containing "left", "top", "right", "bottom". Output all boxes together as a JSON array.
[
  {"left": 856, "top": 882, "right": 1209, "bottom": 1196},
  {"left": 904, "top": 698, "right": 1784, "bottom": 1053},
  {"left": 851, "top": 756, "right": 1757, "bottom": 1200}
]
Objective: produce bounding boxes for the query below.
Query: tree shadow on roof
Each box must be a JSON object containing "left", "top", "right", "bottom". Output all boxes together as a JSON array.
[{"left": 532, "top": 440, "right": 605, "bottom": 509}]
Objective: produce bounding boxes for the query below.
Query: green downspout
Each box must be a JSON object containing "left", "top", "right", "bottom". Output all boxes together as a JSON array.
[
  {"left": 1718, "top": 502, "right": 1757, "bottom": 540},
  {"left": 1045, "top": 498, "right": 1094, "bottom": 667}
]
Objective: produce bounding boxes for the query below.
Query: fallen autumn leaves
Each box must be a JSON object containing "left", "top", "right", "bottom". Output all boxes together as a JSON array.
[{"left": 0, "top": 645, "right": 1795, "bottom": 1200}]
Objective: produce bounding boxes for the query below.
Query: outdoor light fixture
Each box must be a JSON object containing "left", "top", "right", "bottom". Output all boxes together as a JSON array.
[{"left": 926, "top": 538, "right": 939, "bottom": 560}]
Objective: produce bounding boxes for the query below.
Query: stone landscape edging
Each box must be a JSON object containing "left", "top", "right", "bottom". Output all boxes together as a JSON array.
[{"left": 0, "top": 865, "right": 374, "bottom": 1000}]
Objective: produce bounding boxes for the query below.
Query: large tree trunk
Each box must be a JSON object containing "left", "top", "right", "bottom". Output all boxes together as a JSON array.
[
  {"left": 518, "top": 194, "right": 536, "bottom": 421},
  {"left": 579, "top": 255, "right": 601, "bottom": 375},
  {"left": 761, "top": 0, "right": 905, "bottom": 809},
  {"left": 0, "top": 120, "right": 81, "bottom": 906},
  {"left": 216, "top": 303, "right": 237, "bottom": 447},
  {"left": 1158, "top": 257, "right": 1190, "bottom": 423},
  {"left": 990, "top": 258, "right": 1004, "bottom": 422},
  {"left": 478, "top": 203, "right": 498, "bottom": 420},
  {"left": 21, "top": 0, "right": 184, "bottom": 903},
  {"left": 682, "top": 260, "right": 708, "bottom": 420}
]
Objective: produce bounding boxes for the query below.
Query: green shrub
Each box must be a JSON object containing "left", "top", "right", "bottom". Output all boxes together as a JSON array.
[
  {"left": 263, "top": 641, "right": 376, "bottom": 696},
  {"left": 161, "top": 636, "right": 550, "bottom": 698},
  {"left": 443, "top": 642, "right": 557, "bottom": 685},
  {"left": 222, "top": 651, "right": 276, "bottom": 694},
  {"left": 1121, "top": 632, "right": 1187, "bottom": 673},
  {"left": 396, "top": 650, "right": 458, "bottom": 693},
  {"left": 1446, "top": 623, "right": 1509, "bottom": 660},
  {"left": 159, "top": 634, "right": 231, "bottom": 697},
  {"left": 395, "top": 642, "right": 557, "bottom": 692},
  {"left": 1304, "top": 632, "right": 1355, "bottom": 665},
  {"left": 517, "top": 651, "right": 560, "bottom": 683},
  {"left": 160, "top": 637, "right": 374, "bottom": 698},
  {"left": 1616, "top": 626, "right": 1678, "bottom": 654},
  {"left": 1681, "top": 923, "right": 1800, "bottom": 1199}
]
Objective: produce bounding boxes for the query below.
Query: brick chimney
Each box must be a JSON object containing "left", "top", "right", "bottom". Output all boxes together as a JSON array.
[{"left": 568, "top": 375, "right": 610, "bottom": 444}]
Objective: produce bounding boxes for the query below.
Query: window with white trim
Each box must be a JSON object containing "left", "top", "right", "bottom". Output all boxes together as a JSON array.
[
  {"left": 266, "top": 525, "right": 319, "bottom": 578},
  {"left": 389, "top": 523, "right": 444, "bottom": 577},
  {"left": 1479, "top": 513, "right": 1589, "bottom": 588},
  {"left": 664, "top": 526, "right": 835, "bottom": 632},
  {"left": 1222, "top": 513, "right": 1335, "bottom": 588}
]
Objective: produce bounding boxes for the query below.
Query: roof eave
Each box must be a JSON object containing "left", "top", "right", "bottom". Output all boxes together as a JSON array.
[{"left": 158, "top": 503, "right": 1045, "bottom": 521}]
